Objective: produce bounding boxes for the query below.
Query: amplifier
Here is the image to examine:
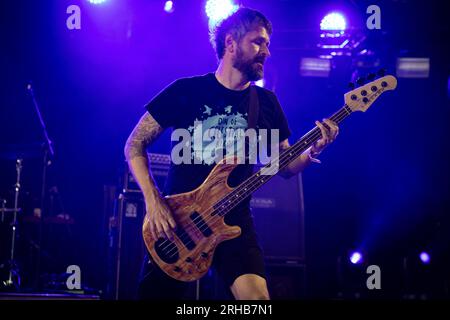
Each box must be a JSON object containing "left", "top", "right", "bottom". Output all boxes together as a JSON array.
[
  {"left": 108, "top": 193, "right": 146, "bottom": 300},
  {"left": 251, "top": 172, "right": 305, "bottom": 261},
  {"left": 122, "top": 153, "right": 171, "bottom": 193}
]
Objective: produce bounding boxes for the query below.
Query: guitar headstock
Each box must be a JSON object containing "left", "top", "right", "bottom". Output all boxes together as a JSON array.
[{"left": 344, "top": 74, "right": 397, "bottom": 112}]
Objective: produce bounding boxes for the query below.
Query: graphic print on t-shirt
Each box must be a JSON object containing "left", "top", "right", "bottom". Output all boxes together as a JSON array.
[{"left": 187, "top": 104, "right": 249, "bottom": 165}]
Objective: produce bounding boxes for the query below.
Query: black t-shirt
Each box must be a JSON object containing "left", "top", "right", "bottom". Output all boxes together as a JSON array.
[{"left": 145, "top": 72, "right": 291, "bottom": 214}]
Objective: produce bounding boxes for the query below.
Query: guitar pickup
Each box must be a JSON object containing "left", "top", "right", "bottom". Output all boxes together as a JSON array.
[
  {"left": 190, "top": 211, "right": 212, "bottom": 237},
  {"left": 175, "top": 227, "right": 196, "bottom": 251}
]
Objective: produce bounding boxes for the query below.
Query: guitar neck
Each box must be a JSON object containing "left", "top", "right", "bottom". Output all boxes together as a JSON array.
[{"left": 212, "top": 104, "right": 353, "bottom": 216}]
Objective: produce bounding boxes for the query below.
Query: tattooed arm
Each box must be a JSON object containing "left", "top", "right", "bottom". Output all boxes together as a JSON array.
[
  {"left": 124, "top": 113, "right": 176, "bottom": 240},
  {"left": 124, "top": 113, "right": 163, "bottom": 199}
]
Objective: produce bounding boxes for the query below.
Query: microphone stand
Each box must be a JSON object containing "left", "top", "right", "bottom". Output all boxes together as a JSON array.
[
  {"left": 27, "top": 83, "right": 54, "bottom": 292},
  {"left": 7, "top": 160, "right": 22, "bottom": 289},
  {"left": 1, "top": 162, "right": 22, "bottom": 291}
]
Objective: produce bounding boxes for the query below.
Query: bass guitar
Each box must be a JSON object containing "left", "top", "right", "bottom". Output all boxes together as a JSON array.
[{"left": 143, "top": 74, "right": 397, "bottom": 281}]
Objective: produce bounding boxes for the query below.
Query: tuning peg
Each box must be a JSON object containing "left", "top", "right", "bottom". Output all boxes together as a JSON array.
[
  {"left": 356, "top": 77, "right": 365, "bottom": 86},
  {"left": 348, "top": 82, "right": 355, "bottom": 89},
  {"left": 377, "top": 68, "right": 386, "bottom": 77},
  {"left": 367, "top": 73, "right": 376, "bottom": 81}
]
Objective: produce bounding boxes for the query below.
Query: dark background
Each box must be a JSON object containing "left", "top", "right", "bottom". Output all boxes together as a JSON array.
[{"left": 0, "top": 0, "right": 449, "bottom": 299}]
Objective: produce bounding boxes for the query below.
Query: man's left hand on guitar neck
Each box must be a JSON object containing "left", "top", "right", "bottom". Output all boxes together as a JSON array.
[
  {"left": 278, "top": 118, "right": 339, "bottom": 178},
  {"left": 310, "top": 118, "right": 339, "bottom": 157}
]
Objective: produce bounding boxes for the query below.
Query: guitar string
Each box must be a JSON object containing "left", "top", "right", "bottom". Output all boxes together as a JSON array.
[
  {"left": 159, "top": 107, "right": 351, "bottom": 258},
  {"left": 157, "top": 80, "right": 390, "bottom": 255},
  {"left": 159, "top": 109, "right": 352, "bottom": 261},
  {"left": 158, "top": 106, "right": 351, "bottom": 257},
  {"left": 161, "top": 128, "right": 338, "bottom": 261}
]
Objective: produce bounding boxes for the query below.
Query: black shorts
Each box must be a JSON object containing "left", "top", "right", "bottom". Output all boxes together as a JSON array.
[{"left": 137, "top": 208, "right": 266, "bottom": 300}]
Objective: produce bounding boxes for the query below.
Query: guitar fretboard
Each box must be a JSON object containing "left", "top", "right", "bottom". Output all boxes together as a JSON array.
[{"left": 212, "top": 104, "right": 353, "bottom": 216}]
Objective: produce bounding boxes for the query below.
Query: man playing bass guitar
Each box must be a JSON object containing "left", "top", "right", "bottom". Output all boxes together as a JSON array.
[{"left": 124, "top": 7, "right": 339, "bottom": 300}]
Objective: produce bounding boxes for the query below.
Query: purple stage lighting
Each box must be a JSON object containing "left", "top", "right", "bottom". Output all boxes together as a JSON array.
[
  {"left": 164, "top": 1, "right": 174, "bottom": 13},
  {"left": 205, "top": 0, "right": 238, "bottom": 28},
  {"left": 320, "top": 12, "right": 347, "bottom": 31},
  {"left": 300, "top": 58, "right": 331, "bottom": 77},
  {"left": 88, "top": 0, "right": 107, "bottom": 4},
  {"left": 396, "top": 58, "right": 430, "bottom": 78},
  {"left": 349, "top": 251, "right": 363, "bottom": 264},
  {"left": 419, "top": 252, "right": 430, "bottom": 264}
]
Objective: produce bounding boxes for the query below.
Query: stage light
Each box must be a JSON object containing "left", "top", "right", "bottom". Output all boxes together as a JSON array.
[
  {"left": 320, "top": 12, "right": 347, "bottom": 31},
  {"left": 317, "top": 12, "right": 364, "bottom": 58},
  {"left": 205, "top": 0, "right": 239, "bottom": 28},
  {"left": 419, "top": 252, "right": 430, "bottom": 264},
  {"left": 87, "top": 0, "right": 107, "bottom": 4},
  {"left": 300, "top": 58, "right": 331, "bottom": 77},
  {"left": 349, "top": 251, "right": 364, "bottom": 264},
  {"left": 396, "top": 58, "right": 430, "bottom": 78},
  {"left": 164, "top": 1, "right": 174, "bottom": 13}
]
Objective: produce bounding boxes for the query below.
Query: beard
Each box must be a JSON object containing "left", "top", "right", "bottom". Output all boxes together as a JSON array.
[{"left": 233, "top": 46, "right": 265, "bottom": 81}]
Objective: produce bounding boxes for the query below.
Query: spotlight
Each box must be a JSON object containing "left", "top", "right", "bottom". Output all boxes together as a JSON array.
[
  {"left": 419, "top": 252, "right": 430, "bottom": 264},
  {"left": 164, "top": 1, "right": 174, "bottom": 13},
  {"left": 87, "top": 0, "right": 107, "bottom": 4},
  {"left": 320, "top": 12, "right": 347, "bottom": 31},
  {"left": 300, "top": 58, "right": 331, "bottom": 77},
  {"left": 396, "top": 57, "right": 430, "bottom": 78},
  {"left": 205, "top": 0, "right": 239, "bottom": 29},
  {"left": 317, "top": 12, "right": 359, "bottom": 58},
  {"left": 349, "top": 251, "right": 364, "bottom": 265}
]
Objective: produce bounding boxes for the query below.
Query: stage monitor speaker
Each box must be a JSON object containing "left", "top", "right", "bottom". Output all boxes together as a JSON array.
[
  {"left": 250, "top": 173, "right": 305, "bottom": 261},
  {"left": 265, "top": 262, "right": 307, "bottom": 299},
  {"left": 204, "top": 259, "right": 307, "bottom": 300}
]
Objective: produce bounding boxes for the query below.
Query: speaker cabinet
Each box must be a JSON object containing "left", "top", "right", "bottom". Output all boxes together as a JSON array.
[
  {"left": 202, "top": 259, "right": 307, "bottom": 300},
  {"left": 265, "top": 259, "right": 307, "bottom": 299},
  {"left": 251, "top": 173, "right": 305, "bottom": 261},
  {"left": 107, "top": 193, "right": 146, "bottom": 300}
]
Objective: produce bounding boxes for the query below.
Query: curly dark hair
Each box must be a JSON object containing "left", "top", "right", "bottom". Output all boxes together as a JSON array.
[{"left": 210, "top": 7, "right": 273, "bottom": 60}]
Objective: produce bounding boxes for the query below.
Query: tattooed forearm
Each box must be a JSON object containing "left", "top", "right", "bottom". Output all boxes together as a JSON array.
[{"left": 124, "top": 113, "right": 163, "bottom": 161}]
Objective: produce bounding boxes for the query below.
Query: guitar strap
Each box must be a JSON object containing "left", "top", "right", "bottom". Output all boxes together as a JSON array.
[
  {"left": 242, "top": 85, "right": 260, "bottom": 163},
  {"left": 247, "top": 85, "right": 260, "bottom": 130}
]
